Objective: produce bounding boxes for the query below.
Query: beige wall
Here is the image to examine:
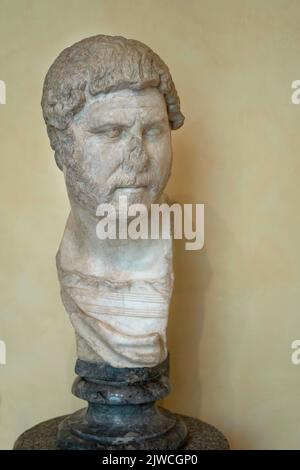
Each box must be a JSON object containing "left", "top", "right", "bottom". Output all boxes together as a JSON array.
[{"left": 1, "top": 0, "right": 300, "bottom": 449}]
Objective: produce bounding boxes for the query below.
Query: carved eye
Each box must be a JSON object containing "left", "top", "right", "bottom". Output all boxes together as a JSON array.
[
  {"left": 104, "top": 127, "right": 123, "bottom": 138},
  {"left": 143, "top": 126, "right": 162, "bottom": 138},
  {"left": 90, "top": 126, "right": 124, "bottom": 138}
]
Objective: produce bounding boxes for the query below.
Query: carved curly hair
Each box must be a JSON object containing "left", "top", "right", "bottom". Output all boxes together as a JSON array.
[{"left": 41, "top": 35, "right": 184, "bottom": 169}]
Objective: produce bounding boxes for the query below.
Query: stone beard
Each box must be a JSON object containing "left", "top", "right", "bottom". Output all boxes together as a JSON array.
[{"left": 41, "top": 34, "right": 184, "bottom": 368}]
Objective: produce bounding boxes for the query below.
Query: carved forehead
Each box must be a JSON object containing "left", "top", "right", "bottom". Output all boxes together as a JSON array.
[{"left": 75, "top": 88, "right": 168, "bottom": 126}]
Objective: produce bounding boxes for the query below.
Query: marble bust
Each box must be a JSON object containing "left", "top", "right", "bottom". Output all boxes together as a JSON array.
[
  {"left": 14, "top": 33, "right": 230, "bottom": 451},
  {"left": 41, "top": 35, "right": 184, "bottom": 369},
  {"left": 12, "top": 34, "right": 231, "bottom": 451}
]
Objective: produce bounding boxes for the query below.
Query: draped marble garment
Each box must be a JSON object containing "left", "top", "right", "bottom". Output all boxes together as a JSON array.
[{"left": 56, "top": 244, "right": 174, "bottom": 368}]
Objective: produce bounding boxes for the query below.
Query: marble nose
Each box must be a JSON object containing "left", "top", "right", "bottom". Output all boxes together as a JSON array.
[{"left": 122, "top": 135, "right": 149, "bottom": 173}]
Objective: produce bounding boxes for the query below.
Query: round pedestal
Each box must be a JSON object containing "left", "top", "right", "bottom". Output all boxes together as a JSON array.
[
  {"left": 56, "top": 357, "right": 188, "bottom": 450},
  {"left": 14, "top": 414, "right": 230, "bottom": 450}
]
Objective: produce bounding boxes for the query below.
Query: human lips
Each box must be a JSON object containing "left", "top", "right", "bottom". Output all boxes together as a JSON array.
[
  {"left": 114, "top": 178, "right": 149, "bottom": 191},
  {"left": 109, "top": 173, "right": 152, "bottom": 195},
  {"left": 115, "top": 185, "right": 147, "bottom": 190}
]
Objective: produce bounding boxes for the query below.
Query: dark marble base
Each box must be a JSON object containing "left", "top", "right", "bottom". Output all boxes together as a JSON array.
[
  {"left": 15, "top": 355, "right": 229, "bottom": 450},
  {"left": 57, "top": 406, "right": 187, "bottom": 450},
  {"left": 14, "top": 414, "right": 230, "bottom": 450},
  {"left": 57, "top": 356, "right": 188, "bottom": 450}
]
